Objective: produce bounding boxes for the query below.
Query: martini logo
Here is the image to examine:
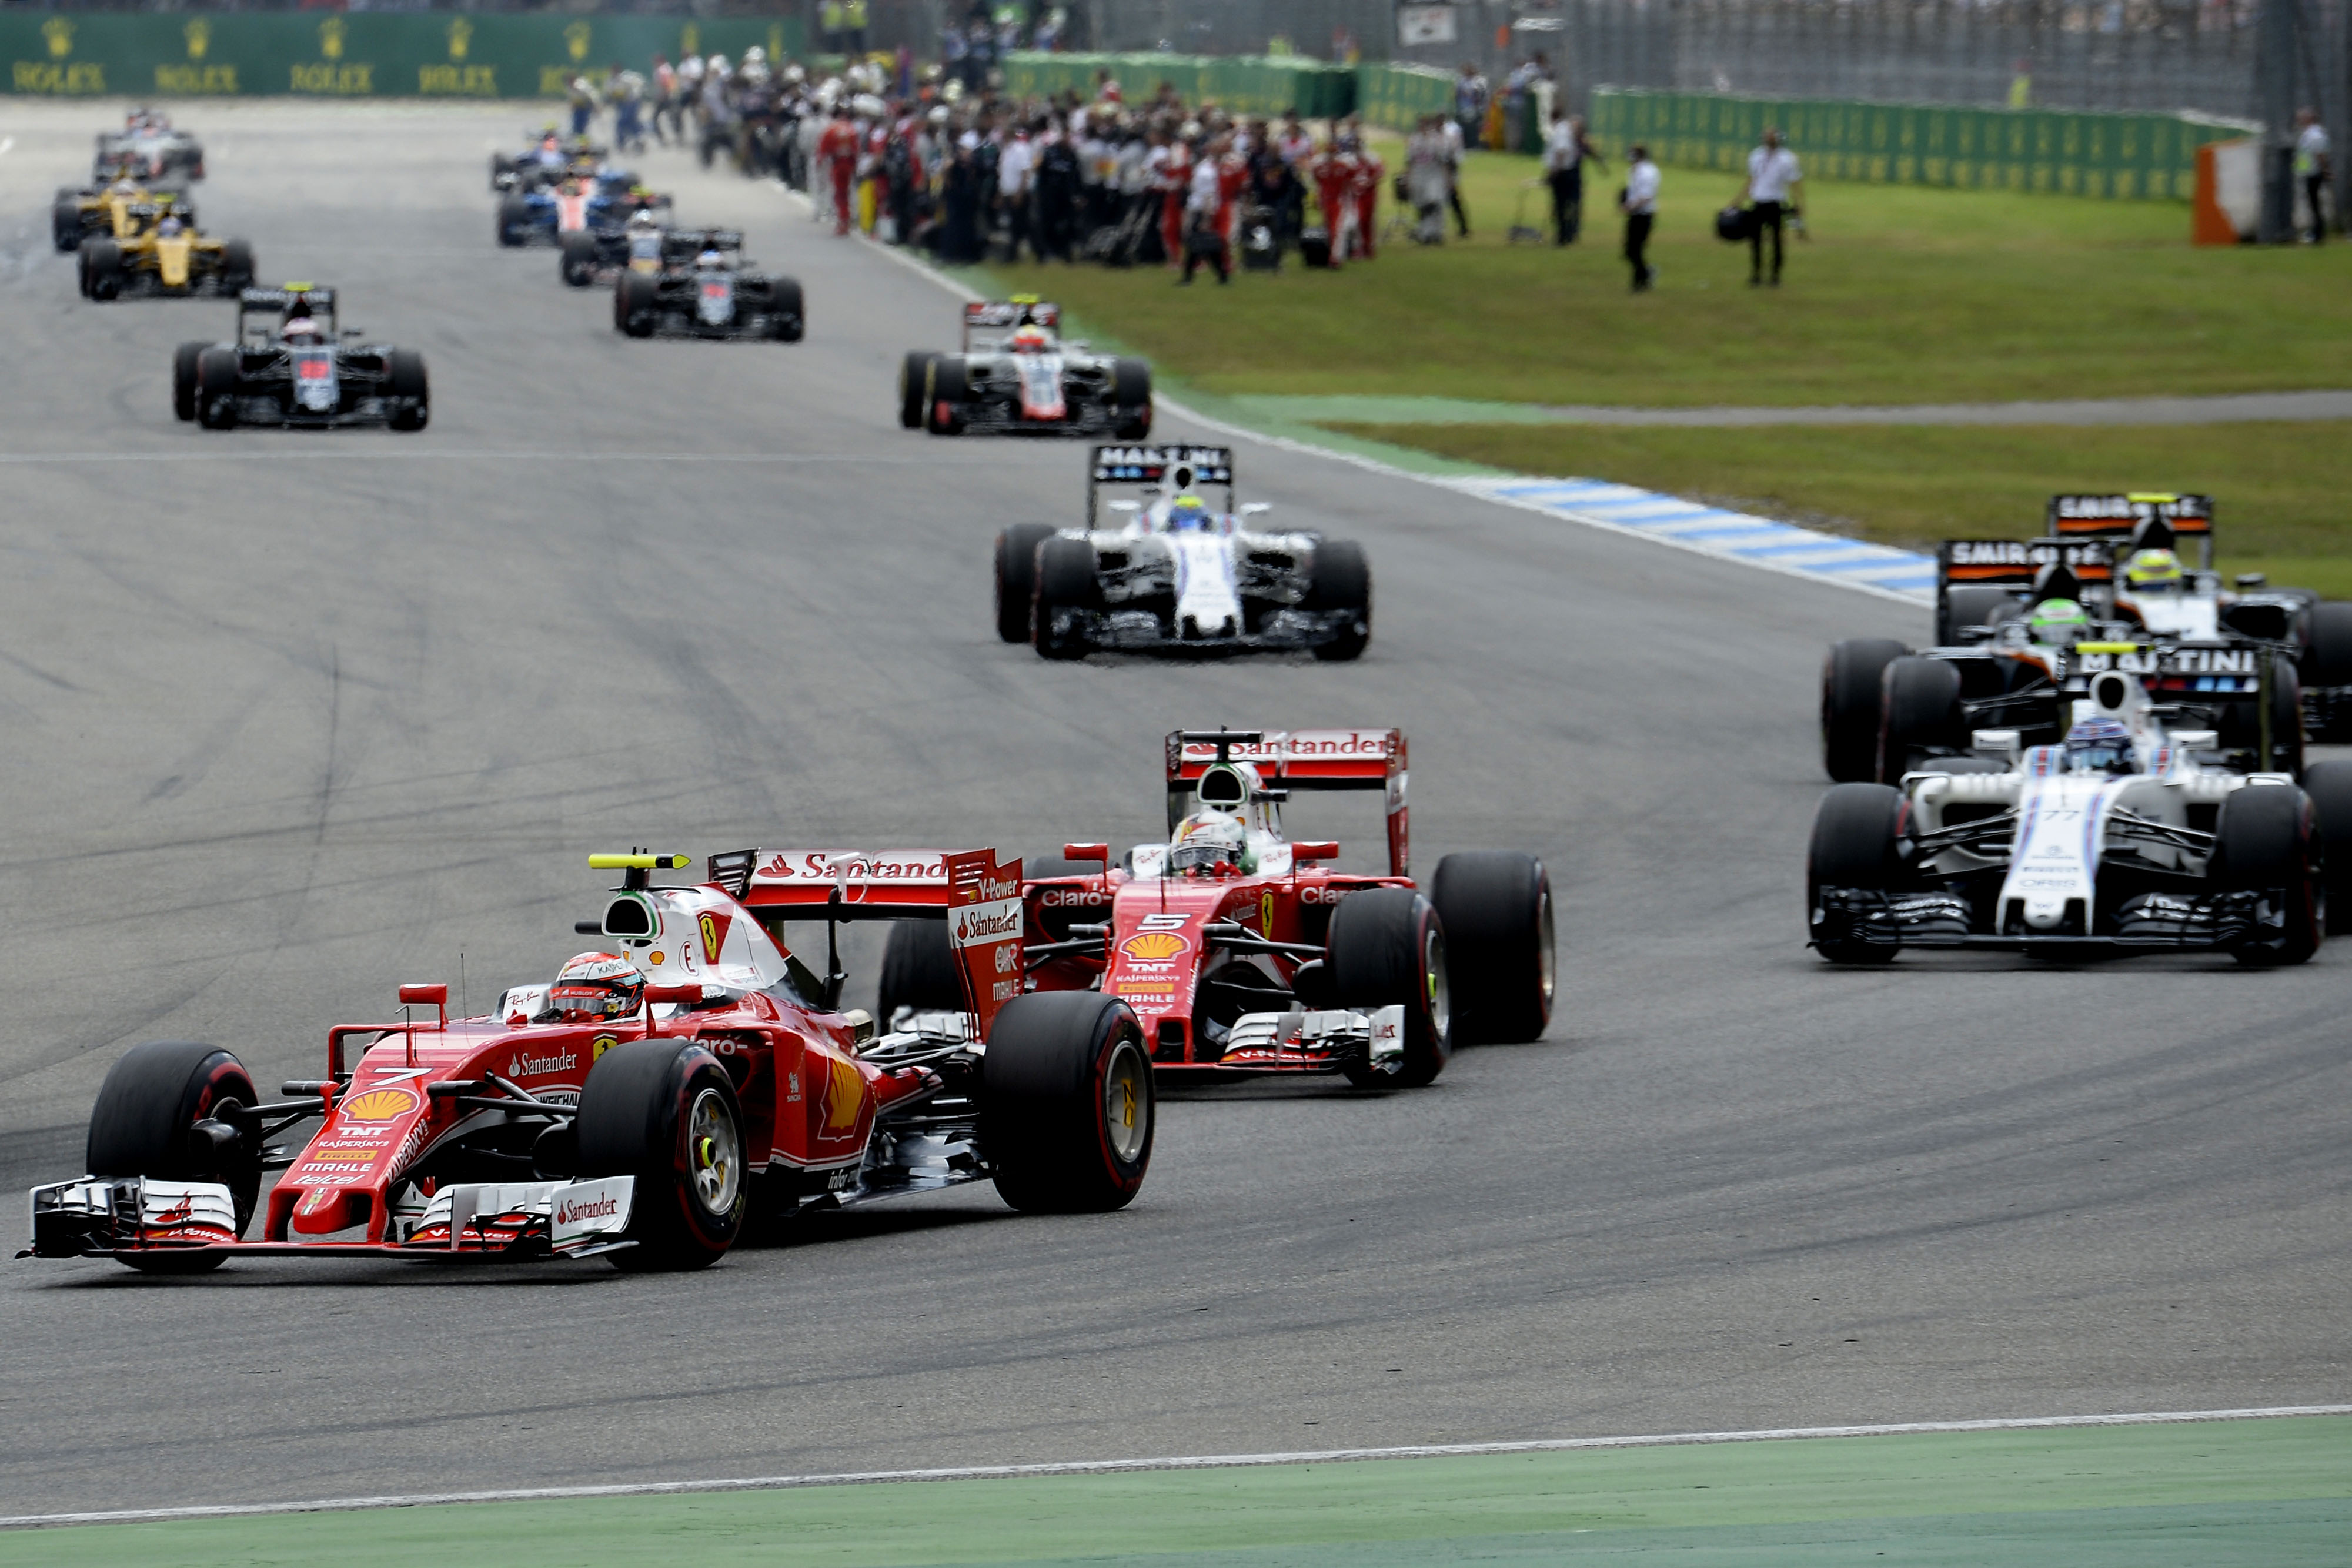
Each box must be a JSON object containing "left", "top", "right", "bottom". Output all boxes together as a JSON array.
[
  {"left": 1121, "top": 930, "right": 1190, "bottom": 961},
  {"left": 698, "top": 910, "right": 731, "bottom": 965},
  {"left": 339, "top": 1086, "right": 420, "bottom": 1122}
]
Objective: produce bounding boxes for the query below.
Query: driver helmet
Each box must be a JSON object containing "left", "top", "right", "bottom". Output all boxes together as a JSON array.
[
  {"left": 627, "top": 208, "right": 662, "bottom": 232},
  {"left": 696, "top": 247, "right": 724, "bottom": 268},
  {"left": 2123, "top": 547, "right": 2184, "bottom": 596},
  {"left": 2027, "top": 597, "right": 2091, "bottom": 647},
  {"left": 1010, "top": 324, "right": 1051, "bottom": 353},
  {"left": 155, "top": 215, "right": 183, "bottom": 237},
  {"left": 544, "top": 952, "right": 646, "bottom": 1022},
  {"left": 2060, "top": 716, "right": 2139, "bottom": 775},
  {"left": 1167, "top": 494, "right": 1212, "bottom": 532},
  {"left": 1168, "top": 810, "right": 1250, "bottom": 877}
]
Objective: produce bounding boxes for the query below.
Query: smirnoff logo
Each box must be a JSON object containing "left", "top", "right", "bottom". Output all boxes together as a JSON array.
[{"left": 509, "top": 1048, "right": 578, "bottom": 1077}]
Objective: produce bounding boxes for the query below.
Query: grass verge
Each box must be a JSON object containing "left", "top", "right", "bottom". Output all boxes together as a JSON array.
[{"left": 1317, "top": 419, "right": 2352, "bottom": 599}]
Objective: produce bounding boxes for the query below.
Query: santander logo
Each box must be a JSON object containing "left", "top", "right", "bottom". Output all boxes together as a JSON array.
[{"left": 556, "top": 1193, "right": 621, "bottom": 1225}]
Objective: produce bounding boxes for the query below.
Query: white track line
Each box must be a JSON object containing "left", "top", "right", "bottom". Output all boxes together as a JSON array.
[
  {"left": 841, "top": 209, "right": 1933, "bottom": 605},
  {"left": 4, "top": 1406, "right": 2344, "bottom": 1531}
]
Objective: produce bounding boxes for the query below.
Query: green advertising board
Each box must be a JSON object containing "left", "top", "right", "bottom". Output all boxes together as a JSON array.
[
  {"left": 3, "top": 14, "right": 804, "bottom": 100},
  {"left": 1354, "top": 63, "right": 1453, "bottom": 133},
  {"left": 1589, "top": 88, "right": 2251, "bottom": 200}
]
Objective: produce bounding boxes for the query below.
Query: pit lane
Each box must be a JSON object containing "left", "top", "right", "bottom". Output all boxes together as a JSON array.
[{"left": 0, "top": 99, "right": 2343, "bottom": 1516}]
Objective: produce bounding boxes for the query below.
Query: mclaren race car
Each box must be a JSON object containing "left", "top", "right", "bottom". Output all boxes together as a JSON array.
[
  {"left": 76, "top": 200, "right": 253, "bottom": 302},
  {"left": 1822, "top": 494, "right": 2352, "bottom": 781},
  {"left": 497, "top": 168, "right": 664, "bottom": 249},
  {"left": 996, "top": 446, "right": 1372, "bottom": 660},
  {"left": 870, "top": 729, "right": 1555, "bottom": 1088},
  {"left": 175, "top": 285, "right": 428, "bottom": 432},
  {"left": 901, "top": 298, "right": 1151, "bottom": 439},
  {"left": 1809, "top": 670, "right": 2350, "bottom": 965},
  {"left": 52, "top": 178, "right": 194, "bottom": 254},
  {"left": 613, "top": 229, "right": 804, "bottom": 341},
  {"left": 95, "top": 111, "right": 204, "bottom": 184},
  {"left": 24, "top": 850, "right": 1151, "bottom": 1274}
]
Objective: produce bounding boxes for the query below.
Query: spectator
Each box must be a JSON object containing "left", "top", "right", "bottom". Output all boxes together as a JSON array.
[
  {"left": 1406, "top": 115, "right": 1451, "bottom": 243},
  {"left": 1036, "top": 118, "right": 1081, "bottom": 261},
  {"left": 566, "top": 74, "right": 596, "bottom": 138},
  {"left": 610, "top": 65, "right": 647, "bottom": 154},
  {"left": 2296, "top": 108, "right": 2333, "bottom": 243},
  {"left": 1439, "top": 109, "right": 1469, "bottom": 236},
  {"left": 1740, "top": 126, "right": 1803, "bottom": 286},
  {"left": 1453, "top": 62, "right": 1489, "bottom": 149},
  {"left": 818, "top": 102, "right": 858, "bottom": 235},
  {"left": 997, "top": 120, "right": 1037, "bottom": 261},
  {"left": 651, "top": 56, "right": 677, "bottom": 146},
  {"left": 842, "top": 0, "right": 869, "bottom": 57},
  {"left": 1180, "top": 133, "right": 1230, "bottom": 284},
  {"left": 1248, "top": 123, "right": 1302, "bottom": 255},
  {"left": 1541, "top": 108, "right": 1604, "bottom": 245},
  {"left": 1621, "top": 143, "right": 1658, "bottom": 292}
]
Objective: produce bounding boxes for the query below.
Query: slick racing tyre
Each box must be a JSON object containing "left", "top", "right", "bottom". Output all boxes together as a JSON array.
[
  {"left": 86, "top": 1041, "right": 263, "bottom": 1272},
  {"left": 878, "top": 918, "right": 963, "bottom": 1023},
  {"left": 194, "top": 346, "right": 241, "bottom": 429},
  {"left": 1807, "top": 783, "right": 1907, "bottom": 965},
  {"left": 576, "top": 1039, "right": 747, "bottom": 1270},
  {"left": 489, "top": 152, "right": 514, "bottom": 191},
  {"left": 1304, "top": 540, "right": 1371, "bottom": 662},
  {"left": 899, "top": 351, "right": 938, "bottom": 428},
  {"left": 617, "top": 272, "right": 658, "bottom": 337},
  {"left": 82, "top": 238, "right": 122, "bottom": 302},
  {"left": 496, "top": 194, "right": 530, "bottom": 247},
  {"left": 1820, "top": 638, "right": 1906, "bottom": 783},
  {"left": 767, "top": 278, "right": 804, "bottom": 341},
  {"left": 1939, "top": 586, "right": 2021, "bottom": 647},
  {"left": 2213, "top": 784, "right": 2322, "bottom": 966},
  {"left": 2216, "top": 660, "right": 2304, "bottom": 777},
  {"left": 2301, "top": 760, "right": 2352, "bottom": 936},
  {"left": 924, "top": 356, "right": 968, "bottom": 434},
  {"left": 172, "top": 340, "right": 207, "bottom": 423},
  {"left": 983, "top": 992, "right": 1152, "bottom": 1214},
  {"left": 1429, "top": 851, "right": 1553, "bottom": 1045},
  {"left": 1110, "top": 359, "right": 1152, "bottom": 440},
  {"left": 1877, "top": 656, "right": 1963, "bottom": 782},
  {"left": 1327, "top": 887, "right": 1451, "bottom": 1087},
  {"left": 220, "top": 239, "right": 255, "bottom": 295},
  {"left": 52, "top": 198, "right": 81, "bottom": 254},
  {"left": 560, "top": 230, "right": 598, "bottom": 287},
  {"left": 1032, "top": 535, "right": 1101, "bottom": 660},
  {"left": 2296, "top": 602, "right": 2352, "bottom": 742},
  {"left": 386, "top": 350, "right": 430, "bottom": 432},
  {"left": 995, "top": 524, "right": 1055, "bottom": 643}
]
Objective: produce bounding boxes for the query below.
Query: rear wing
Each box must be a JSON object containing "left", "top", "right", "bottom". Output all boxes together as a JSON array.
[
  {"left": 2046, "top": 493, "right": 2214, "bottom": 569},
  {"left": 963, "top": 297, "right": 1059, "bottom": 353},
  {"left": 1164, "top": 728, "right": 1409, "bottom": 877},
  {"left": 1087, "top": 444, "right": 1235, "bottom": 526},
  {"left": 1937, "top": 539, "right": 2113, "bottom": 631},
  {"left": 237, "top": 285, "right": 336, "bottom": 339},
  {"left": 660, "top": 228, "right": 743, "bottom": 260}
]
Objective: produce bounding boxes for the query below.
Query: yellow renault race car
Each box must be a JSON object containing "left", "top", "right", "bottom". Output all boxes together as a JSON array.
[
  {"left": 78, "top": 201, "right": 253, "bottom": 302},
  {"left": 53, "top": 180, "right": 195, "bottom": 254}
]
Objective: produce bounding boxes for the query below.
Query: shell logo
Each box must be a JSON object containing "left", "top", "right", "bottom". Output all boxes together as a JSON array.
[
  {"left": 339, "top": 1086, "right": 420, "bottom": 1122},
  {"left": 820, "top": 1055, "right": 864, "bottom": 1135},
  {"left": 1121, "top": 931, "right": 1189, "bottom": 961}
]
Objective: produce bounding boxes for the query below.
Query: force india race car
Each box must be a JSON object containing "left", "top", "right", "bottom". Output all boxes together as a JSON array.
[
  {"left": 76, "top": 200, "right": 253, "bottom": 302},
  {"left": 901, "top": 298, "right": 1152, "bottom": 439},
  {"left": 995, "top": 447, "right": 1373, "bottom": 661},
  {"left": 175, "top": 285, "right": 429, "bottom": 432},
  {"left": 1809, "top": 667, "right": 2350, "bottom": 965},
  {"left": 24, "top": 851, "right": 1152, "bottom": 1274},
  {"left": 1822, "top": 493, "right": 2352, "bottom": 782},
  {"left": 613, "top": 229, "right": 806, "bottom": 340},
  {"left": 53, "top": 178, "right": 195, "bottom": 253},
  {"left": 871, "top": 729, "right": 1555, "bottom": 1088}
]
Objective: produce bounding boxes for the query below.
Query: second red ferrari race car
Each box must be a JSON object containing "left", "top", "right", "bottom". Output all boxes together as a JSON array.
[{"left": 26, "top": 851, "right": 1152, "bottom": 1275}]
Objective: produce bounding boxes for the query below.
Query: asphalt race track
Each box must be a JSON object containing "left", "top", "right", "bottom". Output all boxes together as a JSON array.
[{"left": 0, "top": 102, "right": 2344, "bottom": 1519}]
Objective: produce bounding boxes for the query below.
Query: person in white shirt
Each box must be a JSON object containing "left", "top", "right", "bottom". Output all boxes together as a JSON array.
[
  {"left": 2294, "top": 108, "right": 2333, "bottom": 244},
  {"left": 1619, "top": 143, "right": 1659, "bottom": 292},
  {"left": 1180, "top": 144, "right": 1228, "bottom": 283},
  {"left": 1439, "top": 115, "right": 1469, "bottom": 236},
  {"left": 1542, "top": 106, "right": 1605, "bottom": 245},
  {"left": 1740, "top": 127, "right": 1803, "bottom": 286},
  {"left": 998, "top": 125, "right": 1037, "bottom": 262}
]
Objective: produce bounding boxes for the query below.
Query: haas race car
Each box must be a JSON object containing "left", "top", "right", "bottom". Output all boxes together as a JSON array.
[
  {"left": 95, "top": 110, "right": 205, "bottom": 184},
  {"left": 1809, "top": 666, "right": 2350, "bottom": 965},
  {"left": 613, "top": 229, "right": 805, "bottom": 341},
  {"left": 1822, "top": 493, "right": 2352, "bottom": 782},
  {"left": 874, "top": 730, "right": 1554, "bottom": 1088},
  {"left": 901, "top": 297, "right": 1151, "bottom": 439},
  {"left": 996, "top": 446, "right": 1372, "bottom": 661},
  {"left": 25, "top": 851, "right": 1152, "bottom": 1274},
  {"left": 175, "top": 285, "right": 428, "bottom": 432}
]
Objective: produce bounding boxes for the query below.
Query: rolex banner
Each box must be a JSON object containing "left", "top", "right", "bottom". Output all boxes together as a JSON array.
[{"left": 5, "top": 14, "right": 805, "bottom": 99}]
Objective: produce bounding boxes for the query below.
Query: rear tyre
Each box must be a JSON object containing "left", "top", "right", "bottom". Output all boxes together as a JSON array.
[
  {"left": 2302, "top": 603, "right": 2352, "bottom": 744},
  {"left": 1326, "top": 887, "right": 1451, "bottom": 1087},
  {"left": 2301, "top": 760, "right": 2352, "bottom": 937},
  {"left": 219, "top": 239, "right": 254, "bottom": 294},
  {"left": 2217, "top": 660, "right": 2306, "bottom": 777},
  {"left": 924, "top": 356, "right": 969, "bottom": 435},
  {"left": 172, "top": 340, "right": 206, "bottom": 422},
  {"left": 768, "top": 278, "right": 804, "bottom": 340},
  {"left": 560, "top": 230, "right": 598, "bottom": 286},
  {"left": 195, "top": 346, "right": 240, "bottom": 430},
  {"left": 983, "top": 992, "right": 1152, "bottom": 1213},
  {"left": 575, "top": 1039, "right": 747, "bottom": 1271},
  {"left": 1820, "top": 637, "right": 1906, "bottom": 783},
  {"left": 1304, "top": 540, "right": 1371, "bottom": 662},
  {"left": 1938, "top": 586, "right": 2020, "bottom": 646},
  {"left": 1877, "top": 656, "right": 1963, "bottom": 782},
  {"left": 618, "top": 272, "right": 657, "bottom": 337},
  {"left": 53, "top": 199, "right": 81, "bottom": 253},
  {"left": 1031, "top": 535, "right": 1100, "bottom": 660},
  {"left": 86, "top": 1041, "right": 262, "bottom": 1272},
  {"left": 1807, "top": 782, "right": 1907, "bottom": 965},
  {"left": 1428, "top": 852, "right": 1553, "bottom": 1045},
  {"left": 2213, "top": 784, "right": 2321, "bottom": 966},
  {"left": 1110, "top": 358, "right": 1152, "bottom": 439},
  {"left": 899, "top": 352, "right": 937, "bottom": 428},
  {"left": 877, "top": 918, "right": 963, "bottom": 1022},
  {"left": 386, "top": 349, "right": 429, "bottom": 432},
  {"left": 995, "top": 524, "right": 1055, "bottom": 643}
]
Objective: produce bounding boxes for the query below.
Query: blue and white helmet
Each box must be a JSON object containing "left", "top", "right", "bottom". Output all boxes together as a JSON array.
[{"left": 2060, "top": 716, "right": 2137, "bottom": 774}]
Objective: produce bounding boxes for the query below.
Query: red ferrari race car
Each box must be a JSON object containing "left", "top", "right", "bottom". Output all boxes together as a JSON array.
[
  {"left": 876, "top": 729, "right": 1555, "bottom": 1088},
  {"left": 25, "top": 851, "right": 1152, "bottom": 1275}
]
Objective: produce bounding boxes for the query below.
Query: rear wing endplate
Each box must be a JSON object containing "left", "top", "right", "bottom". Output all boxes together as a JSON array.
[
  {"left": 2046, "top": 493, "right": 2214, "bottom": 569},
  {"left": 1164, "top": 728, "right": 1409, "bottom": 877},
  {"left": 1088, "top": 444, "right": 1235, "bottom": 526}
]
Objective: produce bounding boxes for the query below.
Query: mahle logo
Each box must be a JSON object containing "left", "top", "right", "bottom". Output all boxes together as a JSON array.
[{"left": 184, "top": 19, "right": 210, "bottom": 60}]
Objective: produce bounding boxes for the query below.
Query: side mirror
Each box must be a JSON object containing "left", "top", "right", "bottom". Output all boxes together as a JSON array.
[
  {"left": 397, "top": 983, "right": 447, "bottom": 1007},
  {"left": 841, "top": 1007, "right": 876, "bottom": 1045},
  {"left": 1291, "top": 841, "right": 1340, "bottom": 862},
  {"left": 1107, "top": 499, "right": 1140, "bottom": 513},
  {"left": 643, "top": 982, "right": 701, "bottom": 1007},
  {"left": 1061, "top": 842, "right": 1110, "bottom": 867},
  {"left": 1239, "top": 502, "right": 1271, "bottom": 516},
  {"left": 2234, "top": 573, "right": 2268, "bottom": 590}
]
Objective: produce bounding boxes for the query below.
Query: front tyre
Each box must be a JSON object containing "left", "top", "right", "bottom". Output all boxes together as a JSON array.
[
  {"left": 1110, "top": 359, "right": 1152, "bottom": 440},
  {"left": 2213, "top": 783, "right": 2322, "bottom": 966},
  {"left": 924, "top": 356, "right": 969, "bottom": 435},
  {"left": 1032, "top": 535, "right": 1100, "bottom": 660},
  {"left": 899, "top": 351, "right": 937, "bottom": 428},
  {"left": 195, "top": 346, "right": 240, "bottom": 430},
  {"left": 1808, "top": 783, "right": 1907, "bottom": 964},
  {"left": 575, "top": 1039, "right": 748, "bottom": 1270},
  {"left": 86, "top": 1041, "right": 263, "bottom": 1272},
  {"left": 172, "top": 340, "right": 207, "bottom": 422},
  {"left": 769, "top": 278, "right": 804, "bottom": 341},
  {"left": 386, "top": 350, "right": 429, "bottom": 432},
  {"left": 560, "top": 230, "right": 598, "bottom": 287},
  {"left": 1429, "top": 851, "right": 1553, "bottom": 1044},
  {"left": 995, "top": 523, "right": 1054, "bottom": 643},
  {"left": 1327, "top": 887, "right": 1451, "bottom": 1086},
  {"left": 1304, "top": 539, "right": 1371, "bottom": 662},
  {"left": 983, "top": 992, "right": 1152, "bottom": 1213}
]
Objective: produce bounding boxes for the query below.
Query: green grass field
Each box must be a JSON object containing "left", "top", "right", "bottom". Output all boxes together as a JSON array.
[
  {"left": 1313, "top": 419, "right": 2352, "bottom": 598},
  {"left": 984, "top": 148, "right": 2352, "bottom": 410}
]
